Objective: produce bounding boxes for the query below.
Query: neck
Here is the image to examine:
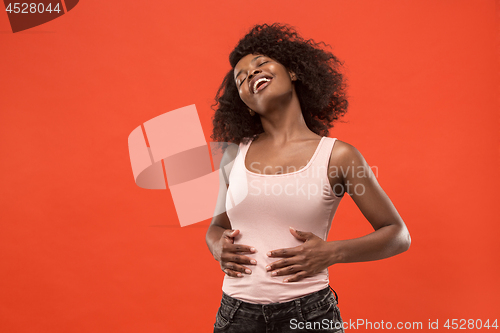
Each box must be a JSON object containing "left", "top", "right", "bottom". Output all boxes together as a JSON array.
[{"left": 257, "top": 90, "right": 317, "bottom": 145}]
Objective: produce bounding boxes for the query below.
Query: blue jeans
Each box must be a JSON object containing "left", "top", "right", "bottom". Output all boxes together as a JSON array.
[{"left": 213, "top": 286, "right": 344, "bottom": 333}]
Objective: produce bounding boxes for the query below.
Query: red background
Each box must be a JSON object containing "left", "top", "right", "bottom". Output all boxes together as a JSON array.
[{"left": 1, "top": 0, "right": 498, "bottom": 332}]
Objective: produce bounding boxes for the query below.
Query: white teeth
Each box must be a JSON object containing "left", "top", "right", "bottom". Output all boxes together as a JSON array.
[{"left": 253, "top": 77, "right": 270, "bottom": 94}]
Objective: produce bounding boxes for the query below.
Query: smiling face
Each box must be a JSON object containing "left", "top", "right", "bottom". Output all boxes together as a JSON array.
[{"left": 233, "top": 53, "right": 296, "bottom": 114}]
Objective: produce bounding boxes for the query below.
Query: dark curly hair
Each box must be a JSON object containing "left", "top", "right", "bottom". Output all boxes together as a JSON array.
[{"left": 211, "top": 23, "right": 348, "bottom": 146}]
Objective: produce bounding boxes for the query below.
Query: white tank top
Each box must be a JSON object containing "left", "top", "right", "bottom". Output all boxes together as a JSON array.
[{"left": 222, "top": 136, "right": 343, "bottom": 304}]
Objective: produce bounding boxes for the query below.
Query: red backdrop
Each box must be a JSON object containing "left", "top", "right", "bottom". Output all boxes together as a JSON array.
[{"left": 1, "top": 0, "right": 498, "bottom": 332}]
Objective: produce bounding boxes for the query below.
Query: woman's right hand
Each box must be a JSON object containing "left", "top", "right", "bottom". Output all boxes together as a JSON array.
[{"left": 215, "top": 229, "right": 257, "bottom": 277}]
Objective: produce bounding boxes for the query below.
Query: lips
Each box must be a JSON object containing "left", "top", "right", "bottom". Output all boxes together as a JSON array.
[{"left": 250, "top": 74, "right": 273, "bottom": 94}]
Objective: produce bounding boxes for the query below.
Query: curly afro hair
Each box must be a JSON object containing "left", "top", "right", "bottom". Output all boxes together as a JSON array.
[{"left": 211, "top": 23, "right": 348, "bottom": 146}]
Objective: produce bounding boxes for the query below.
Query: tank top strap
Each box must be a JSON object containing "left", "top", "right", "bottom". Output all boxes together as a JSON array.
[
  {"left": 237, "top": 136, "right": 253, "bottom": 158},
  {"left": 311, "top": 137, "right": 337, "bottom": 169}
]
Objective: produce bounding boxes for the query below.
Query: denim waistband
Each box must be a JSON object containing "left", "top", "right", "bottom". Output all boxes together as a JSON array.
[{"left": 220, "top": 286, "right": 337, "bottom": 322}]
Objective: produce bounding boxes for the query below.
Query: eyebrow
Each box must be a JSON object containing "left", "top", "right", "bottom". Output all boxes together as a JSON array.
[{"left": 234, "top": 55, "right": 264, "bottom": 82}]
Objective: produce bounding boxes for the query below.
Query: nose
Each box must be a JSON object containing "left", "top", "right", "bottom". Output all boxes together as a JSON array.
[{"left": 247, "top": 69, "right": 262, "bottom": 82}]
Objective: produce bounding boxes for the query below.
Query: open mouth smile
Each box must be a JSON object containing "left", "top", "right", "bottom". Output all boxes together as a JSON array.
[{"left": 251, "top": 75, "right": 273, "bottom": 94}]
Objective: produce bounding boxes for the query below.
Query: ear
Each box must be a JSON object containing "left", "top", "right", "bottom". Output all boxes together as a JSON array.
[{"left": 289, "top": 71, "right": 297, "bottom": 82}]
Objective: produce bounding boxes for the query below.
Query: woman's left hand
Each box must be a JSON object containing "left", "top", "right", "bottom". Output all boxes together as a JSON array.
[{"left": 266, "top": 227, "right": 335, "bottom": 283}]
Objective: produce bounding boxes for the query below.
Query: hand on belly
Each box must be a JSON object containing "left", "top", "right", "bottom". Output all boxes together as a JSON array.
[{"left": 265, "top": 227, "right": 332, "bottom": 283}]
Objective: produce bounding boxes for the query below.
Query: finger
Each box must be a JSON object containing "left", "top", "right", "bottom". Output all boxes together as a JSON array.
[
  {"left": 222, "top": 244, "right": 257, "bottom": 257},
  {"left": 223, "top": 229, "right": 239, "bottom": 239},
  {"left": 223, "top": 262, "right": 253, "bottom": 275},
  {"left": 266, "top": 257, "right": 302, "bottom": 271},
  {"left": 221, "top": 253, "right": 258, "bottom": 265},
  {"left": 223, "top": 268, "right": 244, "bottom": 278},
  {"left": 223, "top": 243, "right": 256, "bottom": 254},
  {"left": 283, "top": 271, "right": 308, "bottom": 283},
  {"left": 267, "top": 246, "right": 301, "bottom": 258},
  {"left": 289, "top": 226, "right": 312, "bottom": 241},
  {"left": 269, "top": 265, "right": 302, "bottom": 277}
]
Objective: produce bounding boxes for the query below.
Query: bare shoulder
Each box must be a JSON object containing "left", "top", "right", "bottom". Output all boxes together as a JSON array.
[
  {"left": 330, "top": 139, "right": 364, "bottom": 166},
  {"left": 328, "top": 139, "right": 371, "bottom": 188}
]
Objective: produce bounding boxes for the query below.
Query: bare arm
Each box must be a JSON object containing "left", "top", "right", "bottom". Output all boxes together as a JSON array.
[
  {"left": 205, "top": 143, "right": 256, "bottom": 277},
  {"left": 267, "top": 140, "right": 411, "bottom": 282},
  {"left": 205, "top": 144, "right": 235, "bottom": 259},
  {"left": 325, "top": 140, "right": 411, "bottom": 264}
]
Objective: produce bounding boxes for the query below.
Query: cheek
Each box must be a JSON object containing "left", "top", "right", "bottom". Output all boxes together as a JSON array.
[
  {"left": 268, "top": 63, "right": 285, "bottom": 77},
  {"left": 266, "top": 65, "right": 290, "bottom": 86},
  {"left": 237, "top": 91, "right": 249, "bottom": 107},
  {"left": 238, "top": 87, "right": 252, "bottom": 104}
]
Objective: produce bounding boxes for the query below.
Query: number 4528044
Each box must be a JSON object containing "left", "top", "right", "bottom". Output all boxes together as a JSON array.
[
  {"left": 443, "top": 319, "right": 498, "bottom": 330},
  {"left": 5, "top": 3, "right": 61, "bottom": 14}
]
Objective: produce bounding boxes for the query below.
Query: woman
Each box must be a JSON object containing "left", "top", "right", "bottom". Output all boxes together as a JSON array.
[{"left": 206, "top": 23, "right": 411, "bottom": 333}]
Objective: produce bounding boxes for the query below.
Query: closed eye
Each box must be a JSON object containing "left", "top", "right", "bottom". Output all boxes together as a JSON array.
[{"left": 238, "top": 61, "right": 269, "bottom": 87}]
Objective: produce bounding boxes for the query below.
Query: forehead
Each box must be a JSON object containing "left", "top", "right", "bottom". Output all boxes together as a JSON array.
[{"left": 233, "top": 54, "right": 264, "bottom": 76}]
